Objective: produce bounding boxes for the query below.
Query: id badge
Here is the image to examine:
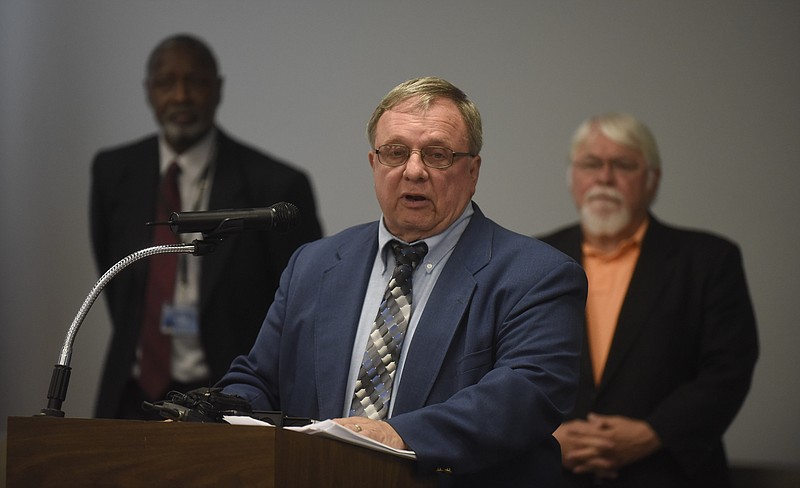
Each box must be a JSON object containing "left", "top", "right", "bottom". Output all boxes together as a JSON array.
[{"left": 161, "top": 303, "right": 200, "bottom": 336}]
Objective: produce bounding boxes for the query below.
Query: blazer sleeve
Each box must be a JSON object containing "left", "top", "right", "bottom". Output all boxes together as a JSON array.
[
  {"left": 647, "top": 240, "right": 758, "bottom": 474},
  {"left": 89, "top": 152, "right": 112, "bottom": 274},
  {"left": 264, "top": 168, "right": 322, "bottom": 281},
  {"left": 388, "top": 256, "right": 587, "bottom": 475}
]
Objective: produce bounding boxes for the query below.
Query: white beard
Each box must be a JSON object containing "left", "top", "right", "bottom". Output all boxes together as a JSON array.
[{"left": 579, "top": 187, "right": 631, "bottom": 237}]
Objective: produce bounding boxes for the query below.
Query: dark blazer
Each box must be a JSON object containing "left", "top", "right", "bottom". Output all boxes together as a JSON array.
[
  {"left": 218, "top": 204, "right": 588, "bottom": 487},
  {"left": 90, "top": 128, "right": 322, "bottom": 418},
  {"left": 540, "top": 215, "right": 758, "bottom": 488}
]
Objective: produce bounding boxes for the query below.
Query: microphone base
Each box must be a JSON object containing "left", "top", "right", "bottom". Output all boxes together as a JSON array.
[
  {"left": 40, "top": 364, "right": 71, "bottom": 417},
  {"left": 37, "top": 408, "right": 66, "bottom": 417}
]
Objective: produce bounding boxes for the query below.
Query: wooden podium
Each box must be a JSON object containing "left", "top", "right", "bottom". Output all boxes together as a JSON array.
[{"left": 6, "top": 416, "right": 437, "bottom": 487}]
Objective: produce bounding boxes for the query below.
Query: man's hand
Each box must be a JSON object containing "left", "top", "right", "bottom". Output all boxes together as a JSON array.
[
  {"left": 585, "top": 413, "right": 662, "bottom": 469},
  {"left": 555, "top": 418, "right": 617, "bottom": 477},
  {"left": 333, "top": 417, "right": 407, "bottom": 450},
  {"left": 554, "top": 413, "right": 662, "bottom": 478}
]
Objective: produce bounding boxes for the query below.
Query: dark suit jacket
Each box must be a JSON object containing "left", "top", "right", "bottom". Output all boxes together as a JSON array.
[
  {"left": 218, "top": 204, "right": 588, "bottom": 487},
  {"left": 90, "top": 128, "right": 322, "bottom": 418},
  {"left": 540, "top": 215, "right": 758, "bottom": 488}
]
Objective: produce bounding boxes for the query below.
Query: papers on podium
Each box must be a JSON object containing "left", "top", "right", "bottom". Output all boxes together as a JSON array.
[{"left": 223, "top": 416, "right": 417, "bottom": 460}]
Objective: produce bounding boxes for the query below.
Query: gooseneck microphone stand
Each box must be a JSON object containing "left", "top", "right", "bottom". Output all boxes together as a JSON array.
[
  {"left": 38, "top": 202, "right": 299, "bottom": 417},
  {"left": 38, "top": 240, "right": 217, "bottom": 417}
]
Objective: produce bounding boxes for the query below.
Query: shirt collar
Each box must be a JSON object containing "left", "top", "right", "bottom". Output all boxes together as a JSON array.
[
  {"left": 158, "top": 128, "right": 217, "bottom": 183},
  {"left": 377, "top": 202, "right": 475, "bottom": 273},
  {"left": 583, "top": 217, "right": 649, "bottom": 260}
]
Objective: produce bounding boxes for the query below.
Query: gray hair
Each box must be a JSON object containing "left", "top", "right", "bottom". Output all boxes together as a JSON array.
[
  {"left": 570, "top": 113, "right": 661, "bottom": 170},
  {"left": 367, "top": 77, "right": 482, "bottom": 155}
]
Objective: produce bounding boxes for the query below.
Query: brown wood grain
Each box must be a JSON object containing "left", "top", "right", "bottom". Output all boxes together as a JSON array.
[
  {"left": 7, "top": 416, "right": 275, "bottom": 487},
  {"left": 7, "top": 416, "right": 437, "bottom": 487}
]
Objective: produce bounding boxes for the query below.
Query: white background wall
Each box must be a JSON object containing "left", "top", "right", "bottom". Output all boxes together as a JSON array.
[{"left": 2, "top": 0, "right": 798, "bottom": 471}]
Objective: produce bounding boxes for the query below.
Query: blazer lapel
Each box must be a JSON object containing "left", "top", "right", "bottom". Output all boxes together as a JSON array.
[
  {"left": 598, "top": 218, "right": 678, "bottom": 389},
  {"left": 120, "top": 139, "right": 160, "bottom": 297},
  {"left": 314, "top": 227, "right": 378, "bottom": 418},
  {"left": 392, "top": 206, "right": 491, "bottom": 413},
  {"left": 134, "top": 141, "right": 160, "bottom": 245},
  {"left": 199, "top": 132, "right": 248, "bottom": 307}
]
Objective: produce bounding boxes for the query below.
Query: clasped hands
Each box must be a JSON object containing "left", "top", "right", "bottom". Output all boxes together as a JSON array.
[
  {"left": 333, "top": 417, "right": 407, "bottom": 450},
  {"left": 554, "top": 413, "right": 662, "bottom": 480}
]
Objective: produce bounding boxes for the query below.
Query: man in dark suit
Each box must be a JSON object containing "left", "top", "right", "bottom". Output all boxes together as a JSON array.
[
  {"left": 216, "top": 77, "right": 587, "bottom": 486},
  {"left": 90, "top": 34, "right": 322, "bottom": 419},
  {"left": 540, "top": 113, "right": 758, "bottom": 487}
]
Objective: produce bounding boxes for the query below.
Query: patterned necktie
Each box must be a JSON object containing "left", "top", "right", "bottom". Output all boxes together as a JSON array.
[
  {"left": 138, "top": 161, "right": 182, "bottom": 400},
  {"left": 350, "top": 240, "right": 429, "bottom": 420}
]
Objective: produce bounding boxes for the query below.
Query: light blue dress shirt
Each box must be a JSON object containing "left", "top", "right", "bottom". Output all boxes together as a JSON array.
[{"left": 342, "top": 202, "right": 475, "bottom": 417}]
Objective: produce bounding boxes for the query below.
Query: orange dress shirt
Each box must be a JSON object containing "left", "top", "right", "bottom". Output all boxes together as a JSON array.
[{"left": 582, "top": 220, "right": 648, "bottom": 385}]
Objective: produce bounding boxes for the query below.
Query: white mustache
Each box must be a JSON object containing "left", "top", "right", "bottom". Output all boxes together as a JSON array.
[{"left": 585, "top": 186, "right": 625, "bottom": 205}]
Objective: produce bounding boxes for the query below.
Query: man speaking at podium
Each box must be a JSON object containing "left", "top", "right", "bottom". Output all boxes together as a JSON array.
[
  {"left": 217, "top": 77, "right": 586, "bottom": 486},
  {"left": 90, "top": 34, "right": 322, "bottom": 420}
]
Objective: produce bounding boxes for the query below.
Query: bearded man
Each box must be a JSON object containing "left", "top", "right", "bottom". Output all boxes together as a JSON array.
[{"left": 540, "top": 113, "right": 758, "bottom": 488}]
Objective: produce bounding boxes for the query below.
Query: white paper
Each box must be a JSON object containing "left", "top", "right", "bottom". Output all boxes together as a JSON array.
[
  {"left": 287, "top": 419, "right": 417, "bottom": 460},
  {"left": 222, "top": 415, "right": 416, "bottom": 460},
  {"left": 223, "top": 415, "right": 276, "bottom": 427}
]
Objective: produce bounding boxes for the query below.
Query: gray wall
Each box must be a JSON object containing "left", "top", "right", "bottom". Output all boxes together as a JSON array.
[{"left": 2, "top": 0, "right": 798, "bottom": 470}]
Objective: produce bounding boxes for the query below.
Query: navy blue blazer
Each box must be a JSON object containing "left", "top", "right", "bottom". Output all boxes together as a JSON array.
[{"left": 219, "top": 203, "right": 587, "bottom": 486}]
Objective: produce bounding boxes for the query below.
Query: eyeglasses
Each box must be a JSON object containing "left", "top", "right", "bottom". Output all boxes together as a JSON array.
[
  {"left": 375, "top": 144, "right": 475, "bottom": 169},
  {"left": 572, "top": 158, "right": 643, "bottom": 174}
]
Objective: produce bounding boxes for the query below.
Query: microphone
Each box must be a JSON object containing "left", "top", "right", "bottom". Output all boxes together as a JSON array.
[
  {"left": 167, "top": 202, "right": 300, "bottom": 236},
  {"left": 38, "top": 204, "right": 301, "bottom": 416}
]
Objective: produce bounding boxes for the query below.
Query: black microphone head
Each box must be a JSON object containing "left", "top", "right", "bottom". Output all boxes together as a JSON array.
[{"left": 271, "top": 202, "right": 300, "bottom": 232}]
